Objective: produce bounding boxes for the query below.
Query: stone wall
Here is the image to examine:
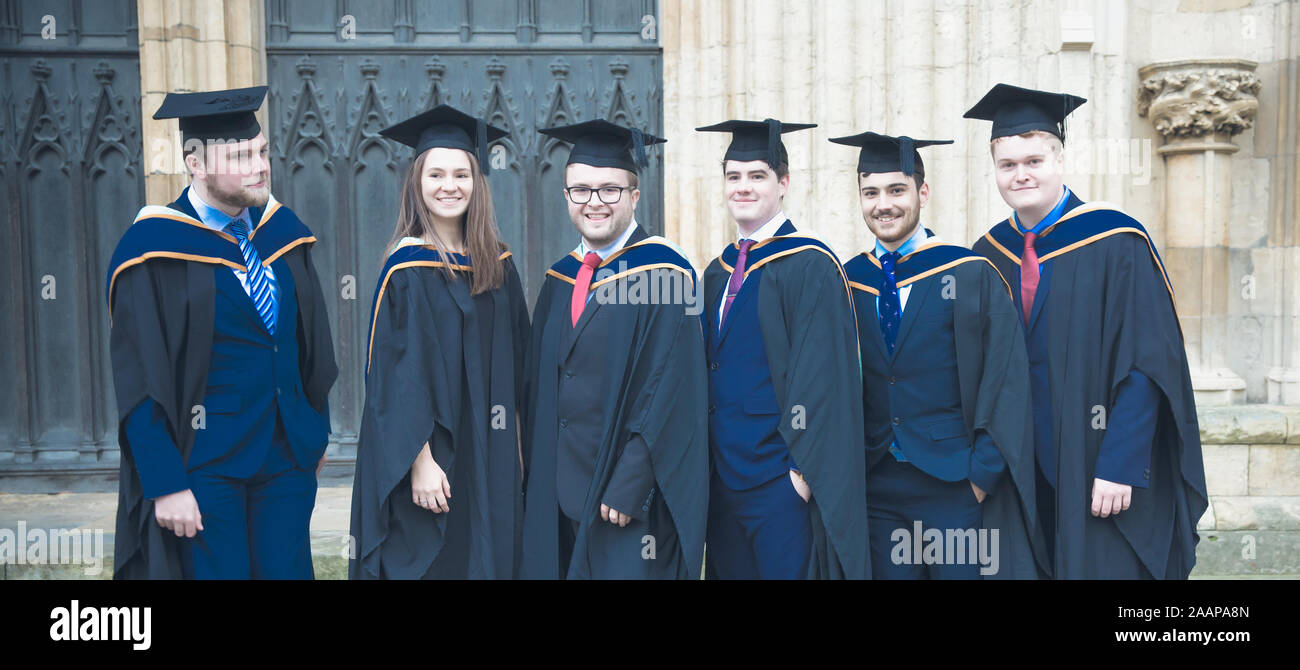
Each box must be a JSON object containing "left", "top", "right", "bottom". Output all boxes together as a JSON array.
[
  {"left": 1195, "top": 405, "right": 1300, "bottom": 574},
  {"left": 659, "top": 0, "right": 1299, "bottom": 405}
]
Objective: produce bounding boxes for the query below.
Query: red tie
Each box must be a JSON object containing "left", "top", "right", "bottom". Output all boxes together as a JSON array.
[
  {"left": 571, "top": 252, "right": 601, "bottom": 327},
  {"left": 1020, "top": 231, "right": 1039, "bottom": 324}
]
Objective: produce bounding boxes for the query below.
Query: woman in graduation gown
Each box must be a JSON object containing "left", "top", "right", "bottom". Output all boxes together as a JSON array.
[{"left": 349, "top": 105, "right": 530, "bottom": 579}]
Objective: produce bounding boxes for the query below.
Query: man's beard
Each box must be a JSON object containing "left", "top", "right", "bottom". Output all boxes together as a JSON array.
[
  {"left": 872, "top": 208, "right": 921, "bottom": 245},
  {"left": 206, "top": 177, "right": 269, "bottom": 210},
  {"left": 574, "top": 208, "right": 633, "bottom": 249}
]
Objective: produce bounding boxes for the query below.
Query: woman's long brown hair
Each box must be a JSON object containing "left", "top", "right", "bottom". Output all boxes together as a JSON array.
[{"left": 384, "top": 148, "right": 505, "bottom": 295}]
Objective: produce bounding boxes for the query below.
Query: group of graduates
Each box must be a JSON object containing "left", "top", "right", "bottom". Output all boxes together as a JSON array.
[{"left": 107, "top": 80, "right": 1207, "bottom": 580}]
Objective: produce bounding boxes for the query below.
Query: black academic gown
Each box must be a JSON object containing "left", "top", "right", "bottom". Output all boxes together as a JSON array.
[
  {"left": 520, "top": 229, "right": 709, "bottom": 579},
  {"left": 349, "top": 245, "right": 529, "bottom": 580},
  {"left": 703, "top": 228, "right": 871, "bottom": 579},
  {"left": 845, "top": 241, "right": 1049, "bottom": 579},
  {"left": 973, "top": 196, "right": 1207, "bottom": 579},
  {"left": 107, "top": 192, "right": 337, "bottom": 579}
]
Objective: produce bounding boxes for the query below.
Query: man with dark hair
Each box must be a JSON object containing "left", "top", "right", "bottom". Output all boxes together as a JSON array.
[
  {"left": 965, "top": 83, "right": 1206, "bottom": 579},
  {"left": 696, "top": 118, "right": 869, "bottom": 579},
  {"left": 834, "top": 132, "right": 1047, "bottom": 579},
  {"left": 107, "top": 87, "right": 337, "bottom": 579}
]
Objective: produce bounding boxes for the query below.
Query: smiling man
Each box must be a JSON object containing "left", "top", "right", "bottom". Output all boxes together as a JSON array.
[
  {"left": 521, "top": 120, "right": 708, "bottom": 579},
  {"left": 106, "top": 87, "right": 337, "bottom": 579},
  {"left": 834, "top": 132, "right": 1047, "bottom": 579},
  {"left": 695, "top": 118, "right": 869, "bottom": 579},
  {"left": 965, "top": 84, "right": 1206, "bottom": 579}
]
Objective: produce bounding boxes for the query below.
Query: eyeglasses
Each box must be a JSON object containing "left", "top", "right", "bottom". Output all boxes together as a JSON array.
[{"left": 565, "top": 186, "right": 632, "bottom": 205}]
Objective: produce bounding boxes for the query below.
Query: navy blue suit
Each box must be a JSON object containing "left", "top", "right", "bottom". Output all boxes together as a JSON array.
[
  {"left": 705, "top": 221, "right": 812, "bottom": 580},
  {"left": 125, "top": 191, "right": 329, "bottom": 579},
  {"left": 858, "top": 261, "right": 1001, "bottom": 579}
]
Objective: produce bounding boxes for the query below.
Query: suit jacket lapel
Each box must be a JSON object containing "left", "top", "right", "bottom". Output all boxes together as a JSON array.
[
  {"left": 564, "top": 290, "right": 604, "bottom": 359},
  {"left": 214, "top": 265, "right": 267, "bottom": 333},
  {"left": 626, "top": 225, "right": 649, "bottom": 246},
  {"left": 1026, "top": 260, "right": 1052, "bottom": 334},
  {"left": 704, "top": 266, "right": 727, "bottom": 354},
  {"left": 717, "top": 266, "right": 757, "bottom": 345},
  {"left": 865, "top": 295, "right": 889, "bottom": 360},
  {"left": 890, "top": 275, "right": 932, "bottom": 361}
]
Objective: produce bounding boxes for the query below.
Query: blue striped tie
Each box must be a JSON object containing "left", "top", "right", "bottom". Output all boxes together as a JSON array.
[{"left": 226, "top": 217, "right": 278, "bottom": 335}]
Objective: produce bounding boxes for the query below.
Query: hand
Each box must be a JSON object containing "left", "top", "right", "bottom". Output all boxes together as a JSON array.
[
  {"left": 1091, "top": 477, "right": 1132, "bottom": 518},
  {"left": 600, "top": 504, "right": 630, "bottom": 527},
  {"left": 411, "top": 443, "right": 451, "bottom": 513},
  {"left": 154, "top": 489, "right": 203, "bottom": 538},
  {"left": 315, "top": 453, "right": 328, "bottom": 477},
  {"left": 790, "top": 469, "right": 811, "bottom": 503},
  {"left": 970, "top": 481, "right": 987, "bottom": 504}
]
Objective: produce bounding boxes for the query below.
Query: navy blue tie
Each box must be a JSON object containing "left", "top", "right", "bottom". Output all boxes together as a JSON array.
[
  {"left": 226, "top": 217, "right": 279, "bottom": 335},
  {"left": 878, "top": 251, "right": 901, "bottom": 354}
]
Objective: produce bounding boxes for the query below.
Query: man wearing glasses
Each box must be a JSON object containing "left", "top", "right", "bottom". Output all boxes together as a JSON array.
[{"left": 520, "top": 120, "right": 708, "bottom": 579}]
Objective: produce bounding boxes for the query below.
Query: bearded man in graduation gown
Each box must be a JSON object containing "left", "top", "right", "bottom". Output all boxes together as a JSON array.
[
  {"left": 833, "top": 132, "right": 1047, "bottom": 579},
  {"left": 965, "top": 84, "right": 1207, "bottom": 579},
  {"left": 696, "top": 119, "right": 870, "bottom": 580},
  {"left": 520, "top": 120, "right": 708, "bottom": 579},
  {"left": 349, "top": 105, "right": 529, "bottom": 580},
  {"left": 106, "top": 87, "right": 337, "bottom": 579}
]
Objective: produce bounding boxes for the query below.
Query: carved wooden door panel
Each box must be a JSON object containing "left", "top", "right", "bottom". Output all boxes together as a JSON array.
[
  {"left": 0, "top": 0, "right": 143, "bottom": 488},
  {"left": 265, "top": 0, "right": 664, "bottom": 467}
]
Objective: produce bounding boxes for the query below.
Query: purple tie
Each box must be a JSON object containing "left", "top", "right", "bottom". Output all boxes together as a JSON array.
[{"left": 721, "top": 239, "right": 754, "bottom": 328}]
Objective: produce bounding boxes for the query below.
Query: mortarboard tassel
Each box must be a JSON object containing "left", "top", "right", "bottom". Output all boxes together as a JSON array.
[
  {"left": 476, "top": 118, "right": 490, "bottom": 175},
  {"left": 765, "top": 118, "right": 781, "bottom": 168},
  {"left": 898, "top": 136, "right": 915, "bottom": 177},
  {"left": 630, "top": 127, "right": 648, "bottom": 168}
]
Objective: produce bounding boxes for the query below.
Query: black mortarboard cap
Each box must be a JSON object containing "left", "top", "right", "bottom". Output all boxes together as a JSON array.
[
  {"left": 828, "top": 132, "right": 953, "bottom": 177},
  {"left": 538, "top": 120, "right": 665, "bottom": 174},
  {"left": 695, "top": 118, "right": 816, "bottom": 169},
  {"left": 379, "top": 104, "right": 508, "bottom": 174},
  {"left": 153, "top": 86, "right": 268, "bottom": 144},
  {"left": 963, "top": 83, "right": 1087, "bottom": 142}
]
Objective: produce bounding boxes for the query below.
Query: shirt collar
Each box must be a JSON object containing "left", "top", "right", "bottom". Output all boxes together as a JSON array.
[
  {"left": 1014, "top": 185, "right": 1072, "bottom": 235},
  {"left": 739, "top": 210, "right": 788, "bottom": 243},
  {"left": 875, "top": 224, "right": 929, "bottom": 259},
  {"left": 578, "top": 219, "right": 639, "bottom": 260},
  {"left": 187, "top": 185, "right": 249, "bottom": 233}
]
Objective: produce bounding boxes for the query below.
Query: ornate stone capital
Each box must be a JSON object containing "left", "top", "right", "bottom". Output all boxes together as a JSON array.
[{"left": 1137, "top": 59, "right": 1261, "bottom": 150}]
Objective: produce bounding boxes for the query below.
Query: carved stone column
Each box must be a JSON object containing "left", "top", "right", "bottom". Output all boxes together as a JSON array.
[{"left": 1138, "top": 59, "right": 1261, "bottom": 405}]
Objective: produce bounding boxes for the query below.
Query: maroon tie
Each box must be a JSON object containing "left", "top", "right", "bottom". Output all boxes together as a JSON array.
[
  {"left": 721, "top": 239, "right": 754, "bottom": 327},
  {"left": 571, "top": 251, "right": 600, "bottom": 327},
  {"left": 1020, "top": 232, "right": 1039, "bottom": 324}
]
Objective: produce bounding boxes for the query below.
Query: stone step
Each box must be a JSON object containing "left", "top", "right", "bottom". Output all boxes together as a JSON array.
[
  {"left": 6, "top": 529, "right": 1300, "bottom": 579},
  {"left": 0, "top": 530, "right": 354, "bottom": 580}
]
